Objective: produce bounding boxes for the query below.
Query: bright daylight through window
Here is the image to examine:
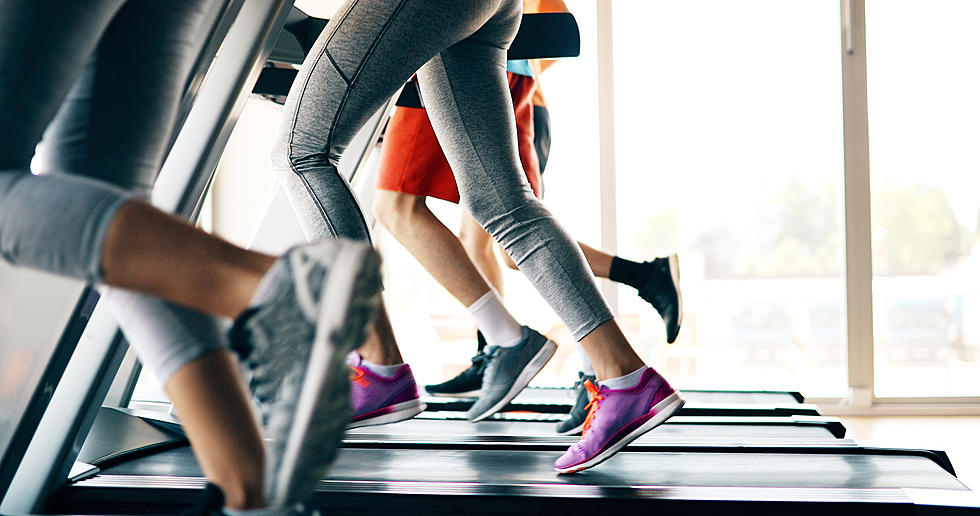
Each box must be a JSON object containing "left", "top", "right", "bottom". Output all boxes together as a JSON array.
[
  {"left": 612, "top": 0, "right": 846, "bottom": 397},
  {"left": 866, "top": 0, "right": 980, "bottom": 397}
]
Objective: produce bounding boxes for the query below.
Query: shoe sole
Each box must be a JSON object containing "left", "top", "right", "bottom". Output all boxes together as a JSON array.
[
  {"left": 667, "top": 254, "right": 683, "bottom": 344},
  {"left": 554, "top": 392, "right": 686, "bottom": 474},
  {"left": 425, "top": 390, "right": 481, "bottom": 398},
  {"left": 347, "top": 399, "right": 426, "bottom": 429},
  {"left": 556, "top": 422, "right": 584, "bottom": 436},
  {"left": 269, "top": 242, "right": 382, "bottom": 506},
  {"left": 468, "top": 340, "right": 557, "bottom": 423}
]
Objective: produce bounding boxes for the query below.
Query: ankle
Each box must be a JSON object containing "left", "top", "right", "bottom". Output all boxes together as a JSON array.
[
  {"left": 214, "top": 476, "right": 264, "bottom": 510},
  {"left": 360, "top": 359, "right": 404, "bottom": 378},
  {"left": 597, "top": 366, "right": 648, "bottom": 389},
  {"left": 357, "top": 327, "right": 404, "bottom": 365},
  {"left": 357, "top": 348, "right": 403, "bottom": 366},
  {"left": 594, "top": 359, "right": 646, "bottom": 383}
]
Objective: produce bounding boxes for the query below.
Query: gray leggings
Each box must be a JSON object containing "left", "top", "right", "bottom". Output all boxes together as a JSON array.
[
  {"left": 0, "top": 0, "right": 225, "bottom": 384},
  {"left": 273, "top": 0, "right": 613, "bottom": 340}
]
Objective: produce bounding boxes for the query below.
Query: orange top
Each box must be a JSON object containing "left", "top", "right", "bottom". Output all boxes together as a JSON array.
[{"left": 375, "top": 73, "right": 541, "bottom": 203}]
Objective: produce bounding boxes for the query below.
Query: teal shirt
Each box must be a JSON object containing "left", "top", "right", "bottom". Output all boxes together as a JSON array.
[{"left": 506, "top": 59, "right": 534, "bottom": 77}]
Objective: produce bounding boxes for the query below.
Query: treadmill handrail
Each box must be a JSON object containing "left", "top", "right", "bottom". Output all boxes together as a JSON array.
[{"left": 0, "top": 1, "right": 295, "bottom": 513}]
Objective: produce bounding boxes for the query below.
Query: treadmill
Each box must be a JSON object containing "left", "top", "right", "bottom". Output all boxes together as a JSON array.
[
  {"left": 3, "top": 4, "right": 980, "bottom": 515},
  {"left": 47, "top": 399, "right": 976, "bottom": 515}
]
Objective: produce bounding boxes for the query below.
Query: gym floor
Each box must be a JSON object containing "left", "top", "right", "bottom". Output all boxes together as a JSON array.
[{"left": 841, "top": 416, "right": 980, "bottom": 491}]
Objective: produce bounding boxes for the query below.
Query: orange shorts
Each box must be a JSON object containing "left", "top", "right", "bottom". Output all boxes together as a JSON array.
[{"left": 376, "top": 73, "right": 542, "bottom": 204}]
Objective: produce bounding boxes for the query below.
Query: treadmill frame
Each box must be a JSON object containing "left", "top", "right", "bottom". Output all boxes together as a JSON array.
[{"left": 0, "top": 0, "right": 295, "bottom": 511}]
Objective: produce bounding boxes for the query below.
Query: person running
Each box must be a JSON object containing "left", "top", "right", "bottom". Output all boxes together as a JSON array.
[
  {"left": 271, "top": 0, "right": 685, "bottom": 474},
  {"left": 423, "top": 0, "right": 682, "bottom": 438},
  {"left": 0, "top": 1, "right": 380, "bottom": 512}
]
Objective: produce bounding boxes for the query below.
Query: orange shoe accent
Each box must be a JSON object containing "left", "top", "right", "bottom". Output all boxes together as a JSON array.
[
  {"left": 350, "top": 366, "right": 371, "bottom": 388},
  {"left": 580, "top": 380, "right": 604, "bottom": 437}
]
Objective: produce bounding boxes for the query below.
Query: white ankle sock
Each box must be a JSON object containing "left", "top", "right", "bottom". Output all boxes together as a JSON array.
[
  {"left": 360, "top": 359, "right": 403, "bottom": 378},
  {"left": 576, "top": 343, "right": 596, "bottom": 376},
  {"left": 598, "top": 366, "right": 648, "bottom": 390},
  {"left": 467, "top": 290, "right": 524, "bottom": 348},
  {"left": 224, "top": 507, "right": 278, "bottom": 516}
]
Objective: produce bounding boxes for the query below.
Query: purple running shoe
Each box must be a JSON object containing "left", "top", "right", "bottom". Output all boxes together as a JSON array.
[
  {"left": 554, "top": 367, "right": 685, "bottom": 474},
  {"left": 348, "top": 354, "right": 425, "bottom": 428}
]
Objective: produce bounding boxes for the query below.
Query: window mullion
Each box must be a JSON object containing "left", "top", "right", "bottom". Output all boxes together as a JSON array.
[
  {"left": 596, "top": 0, "right": 619, "bottom": 313},
  {"left": 840, "top": 0, "right": 875, "bottom": 406}
]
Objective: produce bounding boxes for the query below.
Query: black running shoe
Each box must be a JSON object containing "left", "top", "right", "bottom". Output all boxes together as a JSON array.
[
  {"left": 425, "top": 347, "right": 488, "bottom": 397},
  {"left": 555, "top": 372, "right": 597, "bottom": 435},
  {"left": 637, "top": 254, "right": 683, "bottom": 343}
]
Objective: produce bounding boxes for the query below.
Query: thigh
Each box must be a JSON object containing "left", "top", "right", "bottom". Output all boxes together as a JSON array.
[
  {"left": 416, "top": 38, "right": 535, "bottom": 215},
  {"left": 38, "top": 0, "right": 214, "bottom": 195},
  {"left": 0, "top": 0, "right": 124, "bottom": 171},
  {"left": 279, "top": 0, "right": 514, "bottom": 164}
]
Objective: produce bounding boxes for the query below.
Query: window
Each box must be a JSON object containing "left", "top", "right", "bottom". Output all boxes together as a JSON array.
[
  {"left": 611, "top": 0, "right": 847, "bottom": 396},
  {"left": 866, "top": 0, "right": 980, "bottom": 397}
]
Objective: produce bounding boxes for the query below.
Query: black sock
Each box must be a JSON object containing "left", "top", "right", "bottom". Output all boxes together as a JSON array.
[
  {"left": 608, "top": 256, "right": 653, "bottom": 290},
  {"left": 227, "top": 307, "right": 260, "bottom": 359}
]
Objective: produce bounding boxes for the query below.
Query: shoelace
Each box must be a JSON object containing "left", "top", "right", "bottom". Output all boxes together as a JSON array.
[
  {"left": 470, "top": 350, "right": 489, "bottom": 375},
  {"left": 349, "top": 366, "right": 370, "bottom": 388},
  {"left": 580, "top": 380, "right": 604, "bottom": 437},
  {"left": 479, "top": 347, "right": 502, "bottom": 378}
]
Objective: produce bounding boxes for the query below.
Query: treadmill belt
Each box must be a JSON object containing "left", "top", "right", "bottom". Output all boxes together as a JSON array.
[
  {"left": 57, "top": 443, "right": 976, "bottom": 514},
  {"left": 422, "top": 389, "right": 819, "bottom": 417},
  {"left": 330, "top": 448, "right": 965, "bottom": 490},
  {"left": 82, "top": 445, "right": 966, "bottom": 492},
  {"left": 445, "top": 387, "right": 804, "bottom": 406},
  {"left": 347, "top": 418, "right": 839, "bottom": 441}
]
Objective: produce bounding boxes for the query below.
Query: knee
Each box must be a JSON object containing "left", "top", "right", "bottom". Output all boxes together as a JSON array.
[
  {"left": 269, "top": 134, "right": 336, "bottom": 176},
  {"left": 373, "top": 190, "right": 425, "bottom": 234},
  {"left": 460, "top": 192, "right": 549, "bottom": 266},
  {"left": 458, "top": 222, "right": 492, "bottom": 256}
]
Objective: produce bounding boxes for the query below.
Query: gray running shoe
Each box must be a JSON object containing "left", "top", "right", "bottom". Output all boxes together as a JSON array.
[
  {"left": 555, "top": 372, "right": 597, "bottom": 435},
  {"left": 466, "top": 326, "right": 557, "bottom": 422},
  {"left": 229, "top": 239, "right": 382, "bottom": 508}
]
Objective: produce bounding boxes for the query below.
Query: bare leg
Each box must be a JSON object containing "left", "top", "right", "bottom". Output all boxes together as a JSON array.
[
  {"left": 496, "top": 240, "right": 614, "bottom": 279},
  {"left": 494, "top": 238, "right": 612, "bottom": 276},
  {"left": 578, "top": 321, "right": 645, "bottom": 381},
  {"left": 578, "top": 242, "right": 613, "bottom": 279},
  {"left": 164, "top": 351, "right": 265, "bottom": 509},
  {"left": 373, "top": 190, "right": 491, "bottom": 307},
  {"left": 459, "top": 210, "right": 504, "bottom": 295},
  {"left": 358, "top": 299, "right": 404, "bottom": 365},
  {"left": 100, "top": 200, "right": 276, "bottom": 319}
]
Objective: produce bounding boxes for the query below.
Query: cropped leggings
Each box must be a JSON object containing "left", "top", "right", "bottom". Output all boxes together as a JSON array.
[
  {"left": 0, "top": 0, "right": 226, "bottom": 384},
  {"left": 273, "top": 0, "right": 613, "bottom": 340}
]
